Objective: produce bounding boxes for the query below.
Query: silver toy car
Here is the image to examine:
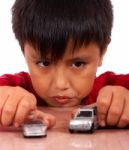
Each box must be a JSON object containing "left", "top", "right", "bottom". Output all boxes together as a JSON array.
[
  {"left": 22, "top": 119, "right": 47, "bottom": 138},
  {"left": 69, "top": 107, "right": 98, "bottom": 133}
]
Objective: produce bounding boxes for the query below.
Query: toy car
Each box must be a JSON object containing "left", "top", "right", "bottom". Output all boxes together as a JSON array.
[
  {"left": 22, "top": 119, "right": 47, "bottom": 138},
  {"left": 69, "top": 107, "right": 98, "bottom": 133}
]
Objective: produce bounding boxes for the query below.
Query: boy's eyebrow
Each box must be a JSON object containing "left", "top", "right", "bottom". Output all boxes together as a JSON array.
[
  {"left": 29, "top": 53, "right": 39, "bottom": 59},
  {"left": 67, "top": 56, "right": 91, "bottom": 62},
  {"left": 29, "top": 50, "right": 42, "bottom": 59}
]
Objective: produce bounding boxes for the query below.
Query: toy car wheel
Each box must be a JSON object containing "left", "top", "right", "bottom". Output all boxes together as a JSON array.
[
  {"left": 90, "top": 123, "right": 94, "bottom": 133},
  {"left": 69, "top": 129, "right": 74, "bottom": 133}
]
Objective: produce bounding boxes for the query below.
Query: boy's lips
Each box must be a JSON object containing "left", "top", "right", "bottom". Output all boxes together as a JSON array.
[{"left": 52, "top": 96, "right": 71, "bottom": 104}]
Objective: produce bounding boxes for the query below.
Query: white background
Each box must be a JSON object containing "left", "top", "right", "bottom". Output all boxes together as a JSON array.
[{"left": 0, "top": 0, "right": 129, "bottom": 76}]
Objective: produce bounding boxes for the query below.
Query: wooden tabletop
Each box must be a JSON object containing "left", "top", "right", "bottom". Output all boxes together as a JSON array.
[{"left": 0, "top": 107, "right": 129, "bottom": 150}]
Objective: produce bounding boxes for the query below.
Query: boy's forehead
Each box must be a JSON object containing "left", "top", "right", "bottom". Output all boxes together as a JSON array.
[{"left": 25, "top": 40, "right": 100, "bottom": 59}]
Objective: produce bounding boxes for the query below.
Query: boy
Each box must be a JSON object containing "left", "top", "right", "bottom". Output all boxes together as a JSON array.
[{"left": 0, "top": 0, "right": 129, "bottom": 129}]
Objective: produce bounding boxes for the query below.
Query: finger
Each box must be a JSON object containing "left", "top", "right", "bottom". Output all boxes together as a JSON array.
[
  {"left": 71, "top": 108, "right": 79, "bottom": 118},
  {"left": 31, "top": 110, "right": 56, "bottom": 128},
  {"left": 97, "top": 86, "right": 113, "bottom": 127},
  {"left": 117, "top": 97, "right": 129, "bottom": 128},
  {"left": 106, "top": 94, "right": 124, "bottom": 126},
  {"left": 0, "top": 86, "right": 11, "bottom": 117},
  {"left": 14, "top": 95, "right": 37, "bottom": 127},
  {"left": 1, "top": 94, "right": 23, "bottom": 126},
  {"left": 0, "top": 92, "right": 9, "bottom": 117}
]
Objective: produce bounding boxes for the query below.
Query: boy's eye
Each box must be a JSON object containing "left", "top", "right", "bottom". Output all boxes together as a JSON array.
[
  {"left": 72, "top": 61, "right": 86, "bottom": 68},
  {"left": 37, "top": 60, "right": 51, "bottom": 67}
]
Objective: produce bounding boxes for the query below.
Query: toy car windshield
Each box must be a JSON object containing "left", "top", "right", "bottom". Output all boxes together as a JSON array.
[{"left": 77, "top": 111, "right": 92, "bottom": 117}]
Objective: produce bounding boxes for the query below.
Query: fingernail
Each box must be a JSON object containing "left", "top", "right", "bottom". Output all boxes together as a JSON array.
[
  {"left": 27, "top": 114, "right": 35, "bottom": 119},
  {"left": 14, "top": 122, "right": 19, "bottom": 128},
  {"left": 99, "top": 120, "right": 106, "bottom": 127},
  {"left": 44, "top": 119, "right": 49, "bottom": 127}
]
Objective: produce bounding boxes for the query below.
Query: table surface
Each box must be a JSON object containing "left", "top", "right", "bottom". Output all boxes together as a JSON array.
[{"left": 0, "top": 106, "right": 129, "bottom": 150}]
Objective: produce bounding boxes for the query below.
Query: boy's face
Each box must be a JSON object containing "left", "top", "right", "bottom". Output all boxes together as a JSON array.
[{"left": 24, "top": 41, "right": 106, "bottom": 107}]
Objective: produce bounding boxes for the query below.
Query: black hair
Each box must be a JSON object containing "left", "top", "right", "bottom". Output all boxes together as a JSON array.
[{"left": 12, "top": 0, "right": 113, "bottom": 60}]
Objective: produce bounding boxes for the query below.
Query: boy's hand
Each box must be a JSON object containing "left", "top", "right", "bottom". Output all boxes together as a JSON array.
[
  {"left": 97, "top": 85, "right": 129, "bottom": 128},
  {"left": 0, "top": 86, "right": 55, "bottom": 128}
]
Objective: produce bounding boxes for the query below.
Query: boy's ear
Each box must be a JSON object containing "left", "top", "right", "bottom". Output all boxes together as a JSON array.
[{"left": 98, "top": 39, "right": 111, "bottom": 66}]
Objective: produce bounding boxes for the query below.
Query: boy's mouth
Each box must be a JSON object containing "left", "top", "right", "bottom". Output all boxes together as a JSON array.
[{"left": 52, "top": 96, "right": 71, "bottom": 104}]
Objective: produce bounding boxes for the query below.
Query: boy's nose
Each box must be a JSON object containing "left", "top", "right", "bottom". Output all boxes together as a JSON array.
[{"left": 53, "top": 70, "right": 69, "bottom": 90}]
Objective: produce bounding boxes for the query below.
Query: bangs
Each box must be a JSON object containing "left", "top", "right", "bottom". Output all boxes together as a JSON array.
[{"left": 28, "top": 17, "right": 97, "bottom": 61}]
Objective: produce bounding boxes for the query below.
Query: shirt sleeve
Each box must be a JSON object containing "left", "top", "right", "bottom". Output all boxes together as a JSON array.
[
  {"left": 83, "top": 71, "right": 129, "bottom": 105},
  {"left": 0, "top": 72, "right": 33, "bottom": 91}
]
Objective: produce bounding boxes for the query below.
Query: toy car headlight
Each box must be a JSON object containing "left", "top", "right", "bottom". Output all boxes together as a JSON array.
[
  {"left": 87, "top": 120, "right": 93, "bottom": 126},
  {"left": 70, "top": 120, "right": 79, "bottom": 125}
]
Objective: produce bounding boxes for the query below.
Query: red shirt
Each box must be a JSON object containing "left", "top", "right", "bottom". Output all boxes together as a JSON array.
[{"left": 0, "top": 71, "right": 129, "bottom": 105}]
